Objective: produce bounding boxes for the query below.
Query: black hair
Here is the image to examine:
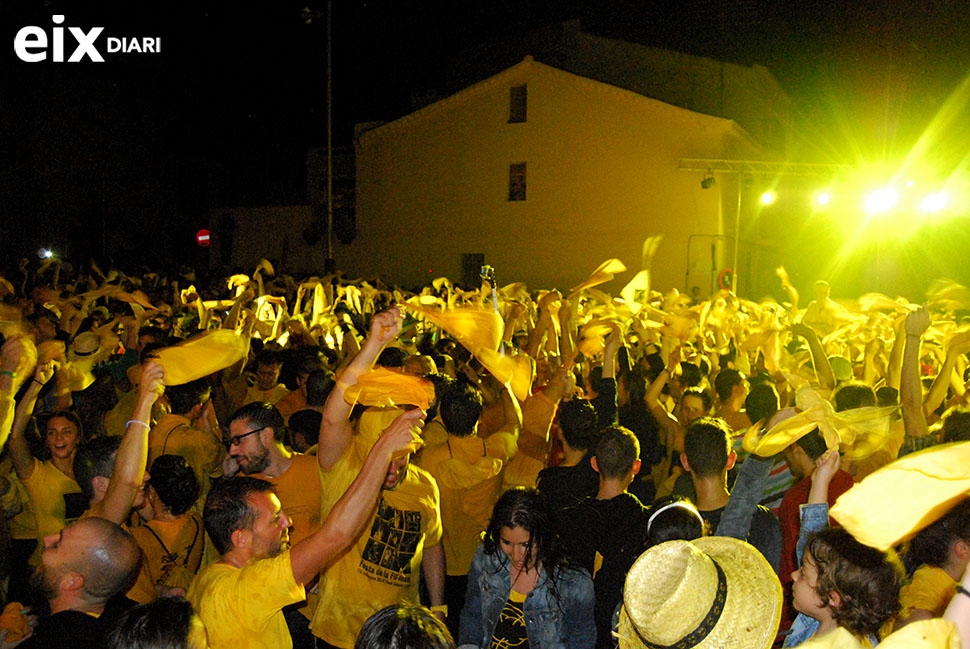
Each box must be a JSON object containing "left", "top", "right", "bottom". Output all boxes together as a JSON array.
[
  {"left": 305, "top": 369, "right": 336, "bottom": 407},
  {"left": 229, "top": 402, "right": 286, "bottom": 443},
  {"left": 483, "top": 488, "right": 564, "bottom": 579},
  {"left": 165, "top": 378, "right": 211, "bottom": 416},
  {"left": 149, "top": 454, "right": 201, "bottom": 516},
  {"left": 377, "top": 347, "right": 409, "bottom": 368},
  {"left": 288, "top": 409, "right": 323, "bottom": 448},
  {"left": 645, "top": 496, "right": 704, "bottom": 548},
  {"left": 680, "top": 387, "right": 713, "bottom": 414},
  {"left": 593, "top": 426, "right": 640, "bottom": 479},
  {"left": 558, "top": 399, "right": 599, "bottom": 451},
  {"left": 744, "top": 383, "right": 779, "bottom": 425},
  {"left": 714, "top": 369, "right": 745, "bottom": 403},
  {"left": 941, "top": 407, "right": 970, "bottom": 443},
  {"left": 439, "top": 381, "right": 483, "bottom": 437},
  {"left": 203, "top": 477, "right": 275, "bottom": 555},
  {"left": 904, "top": 498, "right": 970, "bottom": 575},
  {"left": 794, "top": 427, "right": 828, "bottom": 462},
  {"left": 106, "top": 596, "right": 196, "bottom": 649},
  {"left": 354, "top": 602, "right": 456, "bottom": 649},
  {"left": 833, "top": 383, "right": 876, "bottom": 412},
  {"left": 875, "top": 386, "right": 899, "bottom": 408},
  {"left": 74, "top": 435, "right": 122, "bottom": 502},
  {"left": 678, "top": 362, "right": 704, "bottom": 389},
  {"left": 255, "top": 348, "right": 282, "bottom": 368},
  {"left": 683, "top": 417, "right": 731, "bottom": 478}
]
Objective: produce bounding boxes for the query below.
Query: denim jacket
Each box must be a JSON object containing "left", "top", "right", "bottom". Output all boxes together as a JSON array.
[{"left": 458, "top": 544, "right": 596, "bottom": 649}]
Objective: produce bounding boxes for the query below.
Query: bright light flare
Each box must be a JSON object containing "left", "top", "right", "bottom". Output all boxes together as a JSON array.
[
  {"left": 760, "top": 191, "right": 776, "bottom": 205},
  {"left": 38, "top": 248, "right": 53, "bottom": 259},
  {"left": 864, "top": 188, "right": 899, "bottom": 214},
  {"left": 920, "top": 192, "right": 949, "bottom": 213},
  {"left": 815, "top": 191, "right": 831, "bottom": 206}
]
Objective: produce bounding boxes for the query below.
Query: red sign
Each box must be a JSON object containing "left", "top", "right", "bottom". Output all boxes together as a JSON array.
[{"left": 196, "top": 229, "right": 211, "bottom": 247}]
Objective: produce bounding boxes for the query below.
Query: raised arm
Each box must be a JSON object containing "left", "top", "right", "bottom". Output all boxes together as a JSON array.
[
  {"left": 790, "top": 322, "right": 836, "bottom": 390},
  {"left": 6, "top": 361, "right": 55, "bottom": 480},
  {"left": 924, "top": 334, "right": 970, "bottom": 417},
  {"left": 317, "top": 306, "right": 402, "bottom": 471},
  {"left": 901, "top": 307, "right": 930, "bottom": 440},
  {"left": 95, "top": 361, "right": 165, "bottom": 524},
  {"left": 0, "top": 336, "right": 38, "bottom": 479},
  {"left": 646, "top": 346, "right": 685, "bottom": 451},
  {"left": 291, "top": 407, "right": 423, "bottom": 584}
]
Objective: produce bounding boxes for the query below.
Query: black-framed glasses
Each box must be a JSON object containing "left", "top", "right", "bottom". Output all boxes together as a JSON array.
[{"left": 228, "top": 426, "right": 267, "bottom": 447}]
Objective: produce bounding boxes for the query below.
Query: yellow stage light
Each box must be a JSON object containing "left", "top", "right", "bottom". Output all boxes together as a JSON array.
[
  {"left": 920, "top": 192, "right": 948, "bottom": 213},
  {"left": 864, "top": 187, "right": 899, "bottom": 214},
  {"left": 760, "top": 191, "right": 776, "bottom": 205},
  {"left": 815, "top": 191, "right": 831, "bottom": 206}
]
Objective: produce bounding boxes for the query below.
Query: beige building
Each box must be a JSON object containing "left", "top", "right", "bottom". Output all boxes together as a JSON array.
[{"left": 340, "top": 56, "right": 765, "bottom": 295}]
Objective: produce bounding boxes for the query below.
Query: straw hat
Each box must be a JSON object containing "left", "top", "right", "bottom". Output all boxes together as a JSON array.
[{"left": 617, "top": 537, "right": 781, "bottom": 649}]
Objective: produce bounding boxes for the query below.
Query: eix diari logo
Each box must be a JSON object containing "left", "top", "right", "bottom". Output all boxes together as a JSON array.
[{"left": 14, "top": 15, "right": 161, "bottom": 62}]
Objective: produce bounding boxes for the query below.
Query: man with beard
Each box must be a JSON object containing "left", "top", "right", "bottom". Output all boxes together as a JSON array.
[
  {"left": 223, "top": 401, "right": 323, "bottom": 647},
  {"left": 19, "top": 517, "right": 142, "bottom": 649},
  {"left": 187, "top": 408, "right": 423, "bottom": 649},
  {"left": 311, "top": 307, "right": 445, "bottom": 649}
]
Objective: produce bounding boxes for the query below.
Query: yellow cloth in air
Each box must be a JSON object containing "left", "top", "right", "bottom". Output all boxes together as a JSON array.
[
  {"left": 831, "top": 441, "right": 970, "bottom": 550},
  {"left": 418, "top": 430, "right": 517, "bottom": 575},
  {"left": 254, "top": 454, "right": 322, "bottom": 547},
  {"left": 129, "top": 513, "right": 204, "bottom": 603},
  {"left": 155, "top": 329, "right": 248, "bottom": 386},
  {"left": 188, "top": 550, "right": 305, "bottom": 649},
  {"left": 310, "top": 437, "right": 442, "bottom": 648},
  {"left": 343, "top": 367, "right": 435, "bottom": 411},
  {"left": 22, "top": 459, "right": 81, "bottom": 565},
  {"left": 900, "top": 564, "right": 957, "bottom": 620}
]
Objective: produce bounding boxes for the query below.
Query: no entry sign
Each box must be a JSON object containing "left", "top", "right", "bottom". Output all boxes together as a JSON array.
[{"left": 196, "top": 229, "right": 211, "bottom": 247}]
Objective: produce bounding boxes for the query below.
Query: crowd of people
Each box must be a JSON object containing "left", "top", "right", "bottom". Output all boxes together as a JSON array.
[{"left": 1, "top": 254, "right": 970, "bottom": 649}]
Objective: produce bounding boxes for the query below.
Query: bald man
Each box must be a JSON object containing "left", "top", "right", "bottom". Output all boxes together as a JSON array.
[{"left": 20, "top": 517, "right": 142, "bottom": 649}]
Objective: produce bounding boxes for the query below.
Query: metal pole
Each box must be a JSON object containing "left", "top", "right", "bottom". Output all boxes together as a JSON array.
[{"left": 732, "top": 173, "right": 742, "bottom": 295}]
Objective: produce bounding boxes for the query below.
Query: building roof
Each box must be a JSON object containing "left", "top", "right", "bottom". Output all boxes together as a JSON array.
[{"left": 357, "top": 55, "right": 757, "bottom": 149}]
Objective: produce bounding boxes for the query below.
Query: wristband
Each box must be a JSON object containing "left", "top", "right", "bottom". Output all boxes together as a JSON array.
[
  {"left": 957, "top": 585, "right": 970, "bottom": 599},
  {"left": 0, "top": 371, "right": 15, "bottom": 377},
  {"left": 430, "top": 604, "right": 448, "bottom": 616},
  {"left": 126, "top": 420, "right": 150, "bottom": 430}
]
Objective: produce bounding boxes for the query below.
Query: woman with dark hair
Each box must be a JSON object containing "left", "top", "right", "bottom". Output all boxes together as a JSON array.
[
  {"left": 458, "top": 487, "right": 595, "bottom": 649},
  {"left": 129, "top": 454, "right": 203, "bottom": 601},
  {"left": 896, "top": 498, "right": 970, "bottom": 629},
  {"left": 644, "top": 495, "right": 705, "bottom": 548},
  {"left": 356, "top": 602, "right": 457, "bottom": 649}
]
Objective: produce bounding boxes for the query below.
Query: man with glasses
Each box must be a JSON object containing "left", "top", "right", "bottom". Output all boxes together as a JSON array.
[
  {"left": 188, "top": 408, "right": 424, "bottom": 649},
  {"left": 223, "top": 401, "right": 324, "bottom": 647}
]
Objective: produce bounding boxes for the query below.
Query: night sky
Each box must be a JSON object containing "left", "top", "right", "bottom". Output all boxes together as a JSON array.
[{"left": 2, "top": 0, "right": 968, "bottom": 274}]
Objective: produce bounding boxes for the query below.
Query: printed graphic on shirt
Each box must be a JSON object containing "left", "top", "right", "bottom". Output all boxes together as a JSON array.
[
  {"left": 359, "top": 499, "right": 423, "bottom": 586},
  {"left": 489, "top": 597, "right": 528, "bottom": 649}
]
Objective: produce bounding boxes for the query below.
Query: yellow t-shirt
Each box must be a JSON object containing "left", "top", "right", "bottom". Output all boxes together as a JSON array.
[
  {"left": 22, "top": 459, "right": 82, "bottom": 564},
  {"left": 900, "top": 564, "right": 957, "bottom": 619},
  {"left": 255, "top": 453, "right": 322, "bottom": 547},
  {"left": 187, "top": 550, "right": 305, "bottom": 649},
  {"left": 129, "top": 513, "right": 204, "bottom": 602},
  {"left": 148, "top": 414, "right": 225, "bottom": 514},
  {"left": 418, "top": 431, "right": 516, "bottom": 576},
  {"left": 310, "top": 440, "right": 442, "bottom": 648}
]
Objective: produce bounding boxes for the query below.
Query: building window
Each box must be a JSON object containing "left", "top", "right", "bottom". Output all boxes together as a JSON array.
[
  {"left": 509, "top": 163, "right": 526, "bottom": 201},
  {"left": 509, "top": 85, "right": 527, "bottom": 123}
]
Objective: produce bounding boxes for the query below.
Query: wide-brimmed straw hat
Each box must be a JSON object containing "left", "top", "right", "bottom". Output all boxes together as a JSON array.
[{"left": 617, "top": 537, "right": 781, "bottom": 649}]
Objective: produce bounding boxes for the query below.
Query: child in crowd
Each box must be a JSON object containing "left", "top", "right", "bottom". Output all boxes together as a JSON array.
[{"left": 786, "top": 451, "right": 901, "bottom": 646}]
